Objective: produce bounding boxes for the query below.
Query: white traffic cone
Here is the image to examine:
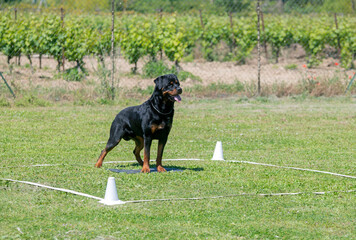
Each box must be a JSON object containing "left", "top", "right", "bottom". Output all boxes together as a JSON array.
[
  {"left": 99, "top": 177, "right": 125, "bottom": 205},
  {"left": 212, "top": 141, "right": 224, "bottom": 160}
]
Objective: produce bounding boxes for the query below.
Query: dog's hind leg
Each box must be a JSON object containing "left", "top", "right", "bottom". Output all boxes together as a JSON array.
[
  {"left": 95, "top": 137, "right": 121, "bottom": 168},
  {"left": 132, "top": 136, "right": 144, "bottom": 166}
]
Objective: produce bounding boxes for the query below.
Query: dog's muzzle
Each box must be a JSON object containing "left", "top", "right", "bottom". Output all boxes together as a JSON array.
[{"left": 174, "top": 88, "right": 182, "bottom": 102}]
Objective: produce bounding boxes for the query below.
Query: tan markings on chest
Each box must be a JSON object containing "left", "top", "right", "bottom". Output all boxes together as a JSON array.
[{"left": 151, "top": 122, "right": 166, "bottom": 134}]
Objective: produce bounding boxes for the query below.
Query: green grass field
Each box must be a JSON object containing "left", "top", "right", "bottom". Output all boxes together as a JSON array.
[{"left": 1, "top": 97, "right": 355, "bottom": 239}]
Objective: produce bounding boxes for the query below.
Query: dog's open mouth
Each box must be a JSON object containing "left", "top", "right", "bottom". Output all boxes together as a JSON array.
[
  {"left": 173, "top": 95, "right": 181, "bottom": 103},
  {"left": 164, "top": 90, "right": 182, "bottom": 103}
]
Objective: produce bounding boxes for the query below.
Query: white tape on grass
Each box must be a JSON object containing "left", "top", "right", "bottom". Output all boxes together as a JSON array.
[
  {"left": 222, "top": 160, "right": 356, "bottom": 179},
  {"left": 110, "top": 159, "right": 356, "bottom": 179},
  {"left": 2, "top": 178, "right": 104, "bottom": 201},
  {"left": 2, "top": 177, "right": 354, "bottom": 206},
  {"left": 125, "top": 189, "right": 356, "bottom": 203},
  {"left": 2, "top": 158, "right": 355, "bottom": 179},
  {"left": 109, "top": 159, "right": 356, "bottom": 179}
]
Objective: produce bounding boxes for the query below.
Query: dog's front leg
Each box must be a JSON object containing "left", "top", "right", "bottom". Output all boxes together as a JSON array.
[
  {"left": 141, "top": 136, "right": 152, "bottom": 173},
  {"left": 156, "top": 139, "right": 167, "bottom": 172}
]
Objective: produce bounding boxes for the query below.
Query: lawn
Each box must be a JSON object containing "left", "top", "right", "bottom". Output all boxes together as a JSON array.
[{"left": 0, "top": 96, "right": 355, "bottom": 239}]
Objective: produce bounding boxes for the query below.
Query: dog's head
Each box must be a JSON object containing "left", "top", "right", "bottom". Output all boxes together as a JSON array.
[{"left": 154, "top": 74, "right": 182, "bottom": 103}]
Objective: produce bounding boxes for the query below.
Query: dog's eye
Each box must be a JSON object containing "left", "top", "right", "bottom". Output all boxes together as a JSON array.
[{"left": 170, "top": 81, "right": 174, "bottom": 85}]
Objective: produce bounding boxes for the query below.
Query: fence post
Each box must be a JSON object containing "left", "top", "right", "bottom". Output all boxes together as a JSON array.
[
  {"left": 61, "top": 8, "right": 65, "bottom": 73},
  {"left": 111, "top": 0, "right": 116, "bottom": 100},
  {"left": 14, "top": 8, "right": 20, "bottom": 66},
  {"left": 334, "top": 13, "right": 341, "bottom": 55},
  {"left": 0, "top": 72, "right": 16, "bottom": 98},
  {"left": 199, "top": 9, "right": 204, "bottom": 28},
  {"left": 257, "top": 0, "right": 261, "bottom": 95},
  {"left": 229, "top": 12, "right": 236, "bottom": 50},
  {"left": 345, "top": 73, "right": 356, "bottom": 93},
  {"left": 260, "top": 10, "right": 268, "bottom": 59},
  {"left": 157, "top": 8, "right": 163, "bottom": 60}
]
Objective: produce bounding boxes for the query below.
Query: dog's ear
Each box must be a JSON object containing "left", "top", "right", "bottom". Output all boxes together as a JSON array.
[{"left": 154, "top": 76, "right": 165, "bottom": 90}]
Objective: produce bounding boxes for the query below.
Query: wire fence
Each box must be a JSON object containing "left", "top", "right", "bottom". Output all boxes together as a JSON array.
[{"left": 0, "top": 0, "right": 355, "bottom": 100}]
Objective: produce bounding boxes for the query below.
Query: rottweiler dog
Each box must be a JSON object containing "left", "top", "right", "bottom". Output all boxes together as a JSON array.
[{"left": 95, "top": 74, "right": 182, "bottom": 173}]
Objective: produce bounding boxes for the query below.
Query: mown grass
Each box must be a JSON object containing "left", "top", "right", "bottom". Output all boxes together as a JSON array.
[{"left": 0, "top": 97, "right": 355, "bottom": 239}]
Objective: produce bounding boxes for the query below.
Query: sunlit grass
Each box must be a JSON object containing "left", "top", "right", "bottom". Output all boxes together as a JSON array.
[{"left": 0, "top": 97, "right": 355, "bottom": 239}]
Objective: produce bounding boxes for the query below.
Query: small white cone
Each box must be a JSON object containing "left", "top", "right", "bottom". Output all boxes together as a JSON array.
[
  {"left": 99, "top": 177, "right": 125, "bottom": 205},
  {"left": 212, "top": 141, "right": 224, "bottom": 160}
]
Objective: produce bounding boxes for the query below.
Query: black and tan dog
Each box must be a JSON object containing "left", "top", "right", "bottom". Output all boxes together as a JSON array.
[{"left": 95, "top": 74, "right": 182, "bottom": 173}]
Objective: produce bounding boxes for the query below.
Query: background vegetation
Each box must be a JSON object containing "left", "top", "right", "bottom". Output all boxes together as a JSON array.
[
  {"left": 0, "top": 0, "right": 355, "bottom": 101},
  {"left": 0, "top": 11, "right": 355, "bottom": 71}
]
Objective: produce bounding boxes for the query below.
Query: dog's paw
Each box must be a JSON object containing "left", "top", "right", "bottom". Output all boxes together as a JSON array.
[
  {"left": 141, "top": 166, "right": 151, "bottom": 173},
  {"left": 157, "top": 165, "right": 167, "bottom": 172},
  {"left": 95, "top": 161, "right": 102, "bottom": 168}
]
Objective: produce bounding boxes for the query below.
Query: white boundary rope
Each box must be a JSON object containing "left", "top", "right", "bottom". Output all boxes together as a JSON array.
[
  {"left": 1, "top": 177, "right": 354, "bottom": 205},
  {"left": 125, "top": 189, "right": 356, "bottom": 203},
  {"left": 220, "top": 160, "right": 356, "bottom": 179},
  {"left": 2, "top": 178, "right": 103, "bottom": 201},
  {"left": 107, "top": 159, "right": 356, "bottom": 179},
  {"left": 1, "top": 158, "right": 355, "bottom": 179},
  {"left": 2, "top": 158, "right": 355, "bottom": 205}
]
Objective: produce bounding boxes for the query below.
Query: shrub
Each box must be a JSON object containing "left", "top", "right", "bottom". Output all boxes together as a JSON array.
[
  {"left": 284, "top": 64, "right": 298, "bottom": 70},
  {"left": 142, "top": 61, "right": 171, "bottom": 78},
  {"left": 64, "top": 67, "right": 87, "bottom": 82}
]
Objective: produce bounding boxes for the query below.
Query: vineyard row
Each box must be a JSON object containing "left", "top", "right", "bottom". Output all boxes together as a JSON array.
[{"left": 0, "top": 13, "right": 355, "bottom": 72}]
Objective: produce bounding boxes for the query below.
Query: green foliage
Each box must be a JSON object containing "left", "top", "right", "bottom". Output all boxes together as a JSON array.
[
  {"left": 14, "top": 94, "right": 50, "bottom": 107},
  {"left": 285, "top": 63, "right": 298, "bottom": 70},
  {"left": 162, "top": 16, "right": 195, "bottom": 67},
  {"left": 176, "top": 70, "right": 201, "bottom": 82},
  {"left": 119, "top": 17, "right": 146, "bottom": 73},
  {"left": 231, "top": 16, "right": 257, "bottom": 64},
  {"left": 91, "top": 22, "right": 111, "bottom": 68},
  {"left": 63, "top": 67, "right": 87, "bottom": 82},
  {"left": 215, "top": 0, "right": 253, "bottom": 13},
  {"left": 64, "top": 17, "right": 96, "bottom": 71},
  {"left": 269, "top": 15, "right": 356, "bottom": 69},
  {"left": 0, "top": 96, "right": 11, "bottom": 107},
  {"left": 40, "top": 15, "right": 65, "bottom": 70},
  {"left": 293, "top": 16, "right": 331, "bottom": 67},
  {"left": 0, "top": 13, "right": 21, "bottom": 63},
  {"left": 323, "top": 0, "right": 355, "bottom": 14},
  {"left": 0, "top": 12, "right": 355, "bottom": 73},
  {"left": 208, "top": 81, "right": 245, "bottom": 93},
  {"left": 265, "top": 17, "right": 293, "bottom": 63},
  {"left": 331, "top": 17, "right": 356, "bottom": 68},
  {"left": 95, "top": 64, "right": 112, "bottom": 99},
  {"left": 142, "top": 60, "right": 171, "bottom": 78},
  {"left": 201, "top": 16, "right": 226, "bottom": 61},
  {"left": 142, "top": 60, "right": 201, "bottom": 82},
  {"left": 119, "top": 0, "right": 248, "bottom": 14}
]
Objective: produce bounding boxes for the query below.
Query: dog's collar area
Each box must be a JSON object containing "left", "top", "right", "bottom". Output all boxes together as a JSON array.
[{"left": 149, "top": 100, "right": 173, "bottom": 115}]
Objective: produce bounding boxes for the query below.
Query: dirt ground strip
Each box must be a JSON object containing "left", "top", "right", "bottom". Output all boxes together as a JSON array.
[{"left": 0, "top": 51, "right": 354, "bottom": 92}]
